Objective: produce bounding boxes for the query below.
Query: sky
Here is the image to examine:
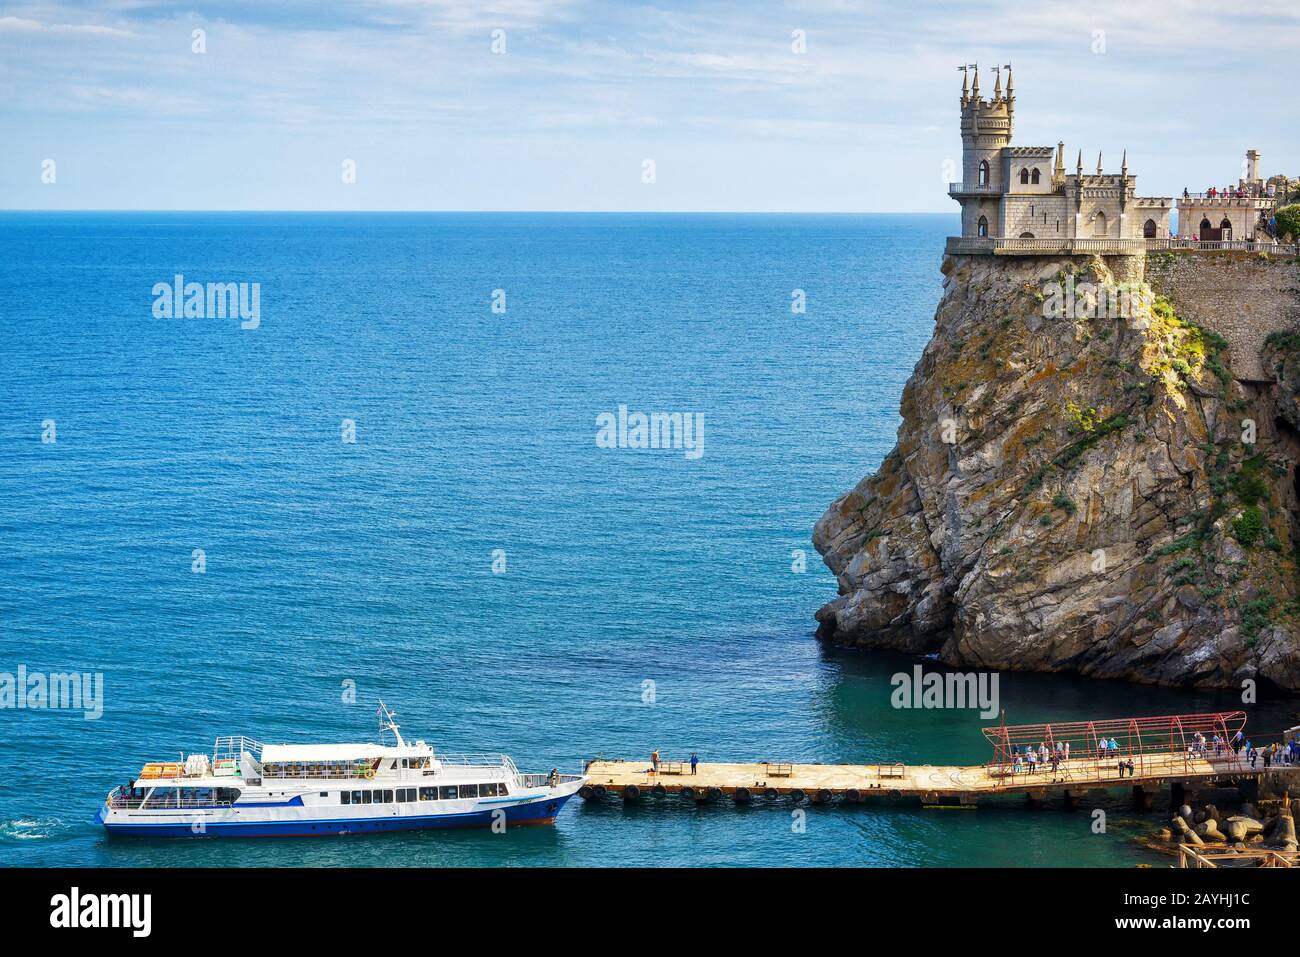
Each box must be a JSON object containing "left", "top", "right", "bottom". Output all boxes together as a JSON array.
[{"left": 1, "top": 0, "right": 1296, "bottom": 211}]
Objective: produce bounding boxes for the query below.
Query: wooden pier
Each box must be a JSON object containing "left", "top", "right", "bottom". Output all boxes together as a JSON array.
[
  {"left": 581, "top": 752, "right": 1265, "bottom": 808},
  {"left": 580, "top": 711, "right": 1285, "bottom": 809}
]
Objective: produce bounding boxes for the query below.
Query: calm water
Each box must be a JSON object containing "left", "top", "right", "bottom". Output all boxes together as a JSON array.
[{"left": 0, "top": 212, "right": 1291, "bottom": 867}]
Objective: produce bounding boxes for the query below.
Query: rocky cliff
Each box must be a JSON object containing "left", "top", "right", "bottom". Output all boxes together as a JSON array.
[{"left": 814, "top": 252, "right": 1300, "bottom": 690}]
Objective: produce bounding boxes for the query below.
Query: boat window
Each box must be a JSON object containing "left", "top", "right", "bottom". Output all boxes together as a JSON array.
[
  {"left": 419, "top": 787, "right": 436, "bottom": 801},
  {"left": 397, "top": 789, "right": 410, "bottom": 803},
  {"left": 341, "top": 792, "right": 350, "bottom": 804},
  {"left": 440, "top": 786, "right": 458, "bottom": 800},
  {"left": 460, "top": 784, "right": 479, "bottom": 798},
  {"left": 390, "top": 761, "right": 398, "bottom": 770},
  {"left": 351, "top": 790, "right": 363, "bottom": 804},
  {"left": 361, "top": 791, "right": 373, "bottom": 804},
  {"left": 497, "top": 783, "right": 508, "bottom": 796},
  {"left": 382, "top": 790, "right": 394, "bottom": 803},
  {"left": 480, "top": 783, "right": 498, "bottom": 797}
]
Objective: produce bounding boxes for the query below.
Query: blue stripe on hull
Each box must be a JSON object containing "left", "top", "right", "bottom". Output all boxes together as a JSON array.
[{"left": 101, "top": 795, "right": 571, "bottom": 838}]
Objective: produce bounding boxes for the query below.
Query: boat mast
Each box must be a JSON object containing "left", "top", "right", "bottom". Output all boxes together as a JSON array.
[{"left": 377, "top": 700, "right": 406, "bottom": 748}]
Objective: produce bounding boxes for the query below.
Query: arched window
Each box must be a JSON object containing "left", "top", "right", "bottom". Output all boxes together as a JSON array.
[
  {"left": 1019, "top": 232, "right": 1035, "bottom": 239},
  {"left": 1030, "top": 168, "right": 1041, "bottom": 185},
  {"left": 1143, "top": 218, "right": 1157, "bottom": 238},
  {"left": 977, "top": 216, "right": 989, "bottom": 238},
  {"left": 1199, "top": 218, "right": 1212, "bottom": 231},
  {"left": 978, "top": 160, "right": 989, "bottom": 187},
  {"left": 1220, "top": 218, "right": 1233, "bottom": 237},
  {"left": 1019, "top": 168, "right": 1030, "bottom": 185},
  {"left": 1092, "top": 211, "right": 1108, "bottom": 238}
]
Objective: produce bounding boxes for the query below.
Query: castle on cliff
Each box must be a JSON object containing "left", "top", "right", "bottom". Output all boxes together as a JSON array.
[
  {"left": 946, "top": 65, "right": 1295, "bottom": 257},
  {"left": 948, "top": 64, "right": 1173, "bottom": 246}
]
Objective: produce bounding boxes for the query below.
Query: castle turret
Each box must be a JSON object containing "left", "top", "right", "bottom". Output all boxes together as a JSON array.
[{"left": 960, "top": 64, "right": 1014, "bottom": 191}]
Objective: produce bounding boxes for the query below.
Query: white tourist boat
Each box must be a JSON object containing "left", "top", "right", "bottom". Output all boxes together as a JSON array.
[{"left": 97, "top": 704, "right": 585, "bottom": 837}]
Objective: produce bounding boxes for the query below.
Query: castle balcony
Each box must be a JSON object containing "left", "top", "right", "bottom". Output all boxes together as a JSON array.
[
  {"left": 946, "top": 236, "right": 1299, "bottom": 257},
  {"left": 948, "top": 182, "right": 1001, "bottom": 197}
]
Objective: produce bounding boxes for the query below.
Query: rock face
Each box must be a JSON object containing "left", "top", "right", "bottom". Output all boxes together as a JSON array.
[{"left": 814, "top": 252, "right": 1300, "bottom": 690}]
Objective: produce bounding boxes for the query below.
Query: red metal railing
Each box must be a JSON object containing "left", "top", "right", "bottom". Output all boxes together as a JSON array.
[{"left": 982, "top": 711, "right": 1248, "bottom": 786}]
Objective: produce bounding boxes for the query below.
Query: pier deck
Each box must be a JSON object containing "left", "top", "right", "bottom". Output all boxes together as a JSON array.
[
  {"left": 582, "top": 752, "right": 1272, "bottom": 807},
  {"left": 581, "top": 712, "right": 1294, "bottom": 809}
]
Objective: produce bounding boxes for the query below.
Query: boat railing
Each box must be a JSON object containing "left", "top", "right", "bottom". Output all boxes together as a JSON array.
[
  {"left": 212, "top": 735, "right": 264, "bottom": 763},
  {"left": 519, "top": 772, "right": 583, "bottom": 789},
  {"left": 107, "top": 794, "right": 236, "bottom": 810},
  {"left": 437, "top": 752, "right": 520, "bottom": 776},
  {"left": 260, "top": 767, "right": 375, "bottom": 780}
]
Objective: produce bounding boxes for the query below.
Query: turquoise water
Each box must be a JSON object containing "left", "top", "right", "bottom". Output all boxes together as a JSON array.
[{"left": 0, "top": 212, "right": 1290, "bottom": 867}]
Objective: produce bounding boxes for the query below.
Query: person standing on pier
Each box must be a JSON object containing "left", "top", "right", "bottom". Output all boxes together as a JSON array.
[
  {"left": 690, "top": 753, "right": 699, "bottom": 775},
  {"left": 651, "top": 749, "right": 660, "bottom": 774}
]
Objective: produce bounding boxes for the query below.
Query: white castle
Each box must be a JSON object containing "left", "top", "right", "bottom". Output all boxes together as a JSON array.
[{"left": 946, "top": 65, "right": 1289, "bottom": 255}]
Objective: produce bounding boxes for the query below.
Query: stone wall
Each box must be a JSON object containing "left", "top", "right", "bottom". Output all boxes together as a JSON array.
[{"left": 1145, "top": 251, "right": 1300, "bottom": 381}]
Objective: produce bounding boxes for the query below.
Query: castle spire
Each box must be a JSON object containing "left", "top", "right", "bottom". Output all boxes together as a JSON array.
[
  {"left": 1121, "top": 149, "right": 1128, "bottom": 176},
  {"left": 1076, "top": 149, "right": 1083, "bottom": 176},
  {"left": 960, "top": 65, "right": 969, "bottom": 106},
  {"left": 1096, "top": 151, "right": 1103, "bottom": 175},
  {"left": 993, "top": 65, "right": 1002, "bottom": 102},
  {"left": 1055, "top": 141, "right": 1065, "bottom": 178},
  {"left": 1005, "top": 63, "right": 1013, "bottom": 99},
  {"left": 971, "top": 64, "right": 980, "bottom": 99}
]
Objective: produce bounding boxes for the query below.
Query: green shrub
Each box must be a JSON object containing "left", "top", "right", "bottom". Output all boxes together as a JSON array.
[
  {"left": 1051, "top": 492, "right": 1077, "bottom": 516},
  {"left": 1276, "top": 204, "right": 1300, "bottom": 243},
  {"left": 1232, "top": 506, "right": 1264, "bottom": 546}
]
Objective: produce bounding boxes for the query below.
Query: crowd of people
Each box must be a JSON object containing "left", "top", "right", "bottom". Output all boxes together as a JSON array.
[
  {"left": 1182, "top": 183, "right": 1278, "bottom": 200},
  {"left": 1002, "top": 732, "right": 1300, "bottom": 781}
]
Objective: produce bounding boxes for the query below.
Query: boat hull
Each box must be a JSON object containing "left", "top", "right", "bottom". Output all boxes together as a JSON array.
[{"left": 99, "top": 792, "right": 574, "bottom": 838}]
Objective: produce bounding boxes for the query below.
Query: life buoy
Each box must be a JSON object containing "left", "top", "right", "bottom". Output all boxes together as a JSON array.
[{"left": 364, "top": 769, "right": 376, "bottom": 780}]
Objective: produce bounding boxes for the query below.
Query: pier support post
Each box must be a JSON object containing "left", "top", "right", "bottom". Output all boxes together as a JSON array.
[
  {"left": 1062, "top": 791, "right": 1078, "bottom": 811},
  {"left": 1170, "top": 782, "right": 1186, "bottom": 811},
  {"left": 1132, "top": 786, "right": 1153, "bottom": 811}
]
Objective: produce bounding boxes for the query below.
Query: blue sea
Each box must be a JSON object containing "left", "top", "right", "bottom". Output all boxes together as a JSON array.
[{"left": 0, "top": 212, "right": 1286, "bottom": 867}]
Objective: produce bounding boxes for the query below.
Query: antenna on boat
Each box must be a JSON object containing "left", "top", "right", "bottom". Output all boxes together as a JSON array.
[{"left": 377, "top": 699, "right": 406, "bottom": 748}]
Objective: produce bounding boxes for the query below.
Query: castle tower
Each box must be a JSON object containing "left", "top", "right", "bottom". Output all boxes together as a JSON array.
[{"left": 959, "top": 65, "right": 1014, "bottom": 191}]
